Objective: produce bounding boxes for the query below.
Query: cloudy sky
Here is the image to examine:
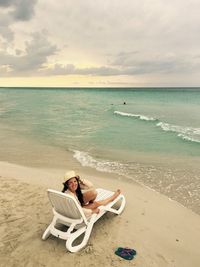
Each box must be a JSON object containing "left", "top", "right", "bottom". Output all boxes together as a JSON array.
[{"left": 0, "top": 0, "right": 200, "bottom": 87}]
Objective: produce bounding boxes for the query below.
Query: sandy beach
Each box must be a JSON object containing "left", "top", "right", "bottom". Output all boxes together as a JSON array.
[
  {"left": 0, "top": 161, "right": 200, "bottom": 267},
  {"left": 1, "top": 0, "right": 200, "bottom": 264}
]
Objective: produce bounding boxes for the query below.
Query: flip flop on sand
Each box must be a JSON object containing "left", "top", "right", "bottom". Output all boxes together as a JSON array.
[
  {"left": 115, "top": 248, "right": 134, "bottom": 260},
  {"left": 116, "top": 247, "right": 137, "bottom": 256}
]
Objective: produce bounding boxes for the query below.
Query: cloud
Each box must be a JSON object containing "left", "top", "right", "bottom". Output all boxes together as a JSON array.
[
  {"left": 108, "top": 50, "right": 200, "bottom": 75},
  {"left": 1, "top": 0, "right": 200, "bottom": 86},
  {"left": 13, "top": 0, "right": 38, "bottom": 21},
  {"left": 0, "top": 0, "right": 37, "bottom": 20},
  {"left": 39, "top": 50, "right": 200, "bottom": 78},
  {"left": 0, "top": 14, "right": 14, "bottom": 41},
  {"left": 0, "top": 31, "right": 58, "bottom": 76},
  {"left": 1, "top": 33, "right": 200, "bottom": 78},
  {"left": 42, "top": 64, "right": 120, "bottom": 76},
  {"left": 0, "top": 0, "right": 13, "bottom": 7},
  {"left": 0, "top": 0, "right": 38, "bottom": 42}
]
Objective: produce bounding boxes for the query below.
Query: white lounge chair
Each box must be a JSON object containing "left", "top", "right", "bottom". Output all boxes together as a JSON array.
[{"left": 42, "top": 188, "right": 126, "bottom": 252}]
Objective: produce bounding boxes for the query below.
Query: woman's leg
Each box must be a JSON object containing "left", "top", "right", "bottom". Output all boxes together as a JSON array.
[
  {"left": 83, "top": 189, "right": 97, "bottom": 204},
  {"left": 83, "top": 189, "right": 121, "bottom": 210}
]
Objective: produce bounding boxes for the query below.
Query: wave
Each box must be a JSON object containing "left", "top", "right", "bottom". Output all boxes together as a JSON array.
[
  {"left": 73, "top": 150, "right": 127, "bottom": 174},
  {"left": 114, "top": 110, "right": 200, "bottom": 144},
  {"left": 114, "top": 111, "right": 157, "bottom": 121},
  {"left": 156, "top": 122, "right": 200, "bottom": 143}
]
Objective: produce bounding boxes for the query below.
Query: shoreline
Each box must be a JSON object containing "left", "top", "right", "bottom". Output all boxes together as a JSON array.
[
  {"left": 0, "top": 160, "right": 200, "bottom": 266},
  {"left": 1, "top": 140, "right": 200, "bottom": 216}
]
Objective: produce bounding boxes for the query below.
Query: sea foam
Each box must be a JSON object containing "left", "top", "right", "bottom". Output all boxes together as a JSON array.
[
  {"left": 114, "top": 110, "right": 200, "bottom": 144},
  {"left": 156, "top": 122, "right": 200, "bottom": 143},
  {"left": 114, "top": 111, "right": 157, "bottom": 121},
  {"left": 73, "top": 150, "right": 127, "bottom": 174}
]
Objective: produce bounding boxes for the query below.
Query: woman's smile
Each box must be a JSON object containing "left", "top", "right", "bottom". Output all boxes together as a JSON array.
[{"left": 67, "top": 178, "right": 78, "bottom": 192}]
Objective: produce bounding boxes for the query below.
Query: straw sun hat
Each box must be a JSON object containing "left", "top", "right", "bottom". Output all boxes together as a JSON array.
[{"left": 63, "top": 170, "right": 77, "bottom": 183}]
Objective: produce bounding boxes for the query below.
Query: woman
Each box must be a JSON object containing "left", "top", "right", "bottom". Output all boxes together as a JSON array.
[{"left": 62, "top": 170, "right": 121, "bottom": 216}]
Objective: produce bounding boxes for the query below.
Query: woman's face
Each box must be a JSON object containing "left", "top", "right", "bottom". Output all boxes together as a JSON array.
[{"left": 67, "top": 177, "right": 78, "bottom": 193}]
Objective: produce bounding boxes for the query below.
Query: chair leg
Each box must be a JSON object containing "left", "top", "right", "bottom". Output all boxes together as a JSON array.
[
  {"left": 103, "top": 195, "right": 126, "bottom": 215},
  {"left": 42, "top": 215, "right": 58, "bottom": 240},
  {"left": 66, "top": 216, "right": 96, "bottom": 253},
  {"left": 42, "top": 224, "right": 51, "bottom": 240},
  {"left": 115, "top": 195, "right": 126, "bottom": 214}
]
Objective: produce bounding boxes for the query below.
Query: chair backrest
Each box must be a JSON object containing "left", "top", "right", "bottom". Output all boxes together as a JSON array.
[{"left": 47, "top": 189, "right": 86, "bottom": 221}]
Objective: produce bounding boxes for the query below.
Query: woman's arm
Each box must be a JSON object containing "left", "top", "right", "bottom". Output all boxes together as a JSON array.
[{"left": 79, "top": 178, "right": 94, "bottom": 190}]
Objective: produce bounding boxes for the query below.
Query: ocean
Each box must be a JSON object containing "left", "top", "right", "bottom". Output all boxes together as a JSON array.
[{"left": 0, "top": 87, "right": 200, "bottom": 214}]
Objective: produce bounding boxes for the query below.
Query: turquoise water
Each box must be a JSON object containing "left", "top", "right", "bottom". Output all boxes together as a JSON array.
[
  {"left": 0, "top": 87, "right": 200, "bottom": 213},
  {"left": 1, "top": 87, "right": 199, "bottom": 156}
]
